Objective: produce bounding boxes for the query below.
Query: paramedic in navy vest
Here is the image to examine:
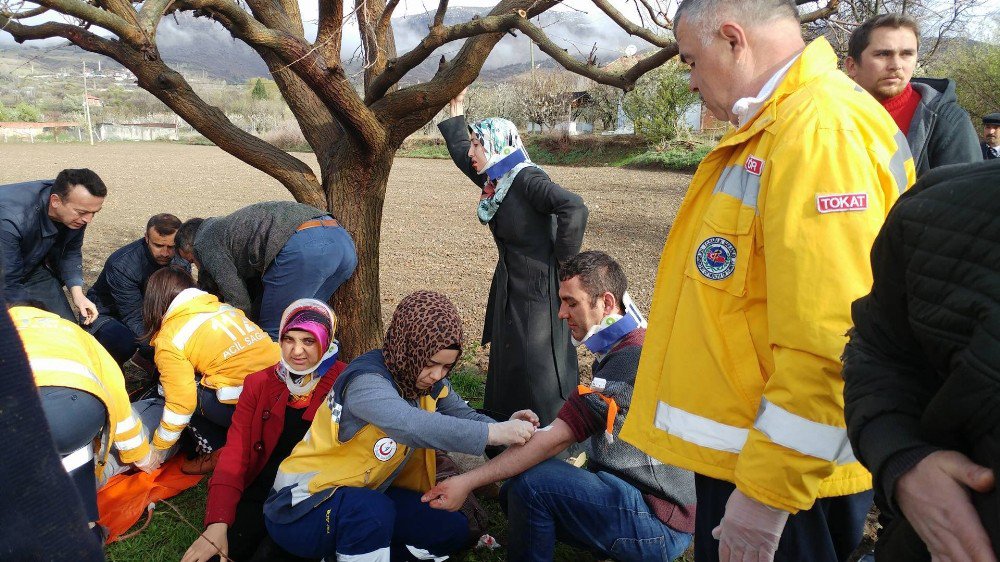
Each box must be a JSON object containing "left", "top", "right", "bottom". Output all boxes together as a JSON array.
[
  {"left": 87, "top": 213, "right": 185, "bottom": 368},
  {"left": 0, "top": 168, "right": 105, "bottom": 322}
]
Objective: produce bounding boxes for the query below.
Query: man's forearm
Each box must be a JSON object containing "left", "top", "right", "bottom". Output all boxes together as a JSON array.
[{"left": 463, "top": 419, "right": 577, "bottom": 489}]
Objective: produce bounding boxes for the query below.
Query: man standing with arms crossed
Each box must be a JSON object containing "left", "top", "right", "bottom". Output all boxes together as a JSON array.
[{"left": 620, "top": 1, "right": 915, "bottom": 560}]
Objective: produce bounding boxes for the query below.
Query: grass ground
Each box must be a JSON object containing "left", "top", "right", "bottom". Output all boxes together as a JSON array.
[{"left": 397, "top": 134, "right": 711, "bottom": 172}]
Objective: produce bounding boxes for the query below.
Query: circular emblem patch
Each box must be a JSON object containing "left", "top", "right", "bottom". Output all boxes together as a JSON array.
[
  {"left": 695, "top": 237, "right": 737, "bottom": 280},
  {"left": 373, "top": 437, "right": 397, "bottom": 462}
]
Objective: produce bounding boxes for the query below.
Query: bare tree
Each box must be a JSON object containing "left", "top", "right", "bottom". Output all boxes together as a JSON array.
[
  {"left": 806, "top": 0, "right": 992, "bottom": 64},
  {"left": 516, "top": 71, "right": 580, "bottom": 131},
  {"left": 0, "top": 0, "right": 837, "bottom": 355}
]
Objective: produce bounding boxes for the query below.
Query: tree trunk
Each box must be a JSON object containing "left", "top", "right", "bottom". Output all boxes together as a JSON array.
[{"left": 325, "top": 145, "right": 395, "bottom": 359}]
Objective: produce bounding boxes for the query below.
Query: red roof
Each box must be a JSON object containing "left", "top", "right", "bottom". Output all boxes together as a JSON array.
[{"left": 0, "top": 122, "right": 79, "bottom": 128}]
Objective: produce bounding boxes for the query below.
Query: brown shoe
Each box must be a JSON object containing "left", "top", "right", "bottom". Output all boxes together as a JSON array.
[{"left": 180, "top": 450, "right": 221, "bottom": 475}]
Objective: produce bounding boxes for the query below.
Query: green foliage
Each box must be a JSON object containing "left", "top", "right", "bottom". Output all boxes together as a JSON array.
[
  {"left": 623, "top": 145, "right": 712, "bottom": 172},
  {"left": 398, "top": 144, "right": 452, "bottom": 159},
  {"left": 13, "top": 101, "right": 42, "bottom": 122},
  {"left": 0, "top": 100, "right": 44, "bottom": 122},
  {"left": 622, "top": 63, "right": 698, "bottom": 147},
  {"left": 251, "top": 78, "right": 269, "bottom": 101},
  {"left": 929, "top": 19, "right": 1000, "bottom": 123},
  {"left": 400, "top": 134, "right": 650, "bottom": 167}
]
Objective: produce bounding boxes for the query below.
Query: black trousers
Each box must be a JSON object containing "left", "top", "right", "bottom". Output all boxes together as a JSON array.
[
  {"left": 694, "top": 474, "right": 874, "bottom": 562},
  {"left": 215, "top": 497, "right": 315, "bottom": 562}
]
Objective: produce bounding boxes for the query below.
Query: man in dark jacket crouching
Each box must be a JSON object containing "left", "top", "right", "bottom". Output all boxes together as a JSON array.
[{"left": 843, "top": 159, "right": 1000, "bottom": 561}]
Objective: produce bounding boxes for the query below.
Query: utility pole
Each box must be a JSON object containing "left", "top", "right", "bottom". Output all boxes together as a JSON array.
[
  {"left": 82, "top": 60, "right": 94, "bottom": 145},
  {"left": 528, "top": 17, "right": 535, "bottom": 83}
]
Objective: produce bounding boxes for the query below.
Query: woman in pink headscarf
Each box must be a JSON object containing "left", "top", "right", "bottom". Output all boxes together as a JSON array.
[{"left": 182, "top": 298, "right": 346, "bottom": 562}]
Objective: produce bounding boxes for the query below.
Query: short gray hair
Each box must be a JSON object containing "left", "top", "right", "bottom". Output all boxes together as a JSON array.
[{"left": 675, "top": 0, "right": 799, "bottom": 40}]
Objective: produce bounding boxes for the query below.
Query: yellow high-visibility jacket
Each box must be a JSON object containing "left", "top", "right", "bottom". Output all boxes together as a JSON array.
[
  {"left": 150, "top": 288, "right": 279, "bottom": 450},
  {"left": 620, "top": 38, "right": 916, "bottom": 513},
  {"left": 12, "top": 306, "right": 150, "bottom": 470}
]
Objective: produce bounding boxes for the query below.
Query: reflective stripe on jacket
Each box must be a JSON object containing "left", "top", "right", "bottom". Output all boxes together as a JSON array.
[
  {"left": 12, "top": 306, "right": 150, "bottom": 468},
  {"left": 620, "top": 38, "right": 916, "bottom": 513},
  {"left": 150, "top": 288, "right": 279, "bottom": 449}
]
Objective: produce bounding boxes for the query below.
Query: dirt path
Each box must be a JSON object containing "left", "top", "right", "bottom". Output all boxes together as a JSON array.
[{"left": 0, "top": 142, "right": 691, "bottom": 341}]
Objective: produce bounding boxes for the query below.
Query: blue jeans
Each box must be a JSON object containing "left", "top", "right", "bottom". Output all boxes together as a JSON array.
[
  {"left": 266, "top": 486, "right": 469, "bottom": 560},
  {"left": 500, "top": 458, "right": 693, "bottom": 562},
  {"left": 258, "top": 220, "right": 357, "bottom": 339}
]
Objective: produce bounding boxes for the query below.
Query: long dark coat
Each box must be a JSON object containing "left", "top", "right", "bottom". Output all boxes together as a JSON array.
[{"left": 439, "top": 116, "right": 588, "bottom": 425}]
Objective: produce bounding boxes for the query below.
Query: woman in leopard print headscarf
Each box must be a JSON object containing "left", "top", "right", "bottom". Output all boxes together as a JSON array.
[
  {"left": 263, "top": 291, "right": 540, "bottom": 561},
  {"left": 383, "top": 290, "right": 464, "bottom": 400}
]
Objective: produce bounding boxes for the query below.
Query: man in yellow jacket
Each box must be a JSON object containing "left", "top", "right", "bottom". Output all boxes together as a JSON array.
[
  {"left": 620, "top": 1, "right": 915, "bottom": 561},
  {"left": 12, "top": 304, "right": 155, "bottom": 531}
]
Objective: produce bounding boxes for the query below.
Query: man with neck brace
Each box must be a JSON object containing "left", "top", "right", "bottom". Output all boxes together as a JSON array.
[{"left": 421, "top": 251, "right": 696, "bottom": 561}]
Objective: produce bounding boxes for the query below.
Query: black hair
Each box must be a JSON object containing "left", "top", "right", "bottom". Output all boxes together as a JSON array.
[
  {"left": 52, "top": 168, "right": 107, "bottom": 198},
  {"left": 174, "top": 218, "right": 205, "bottom": 256},
  {"left": 146, "top": 213, "right": 182, "bottom": 236},
  {"left": 848, "top": 14, "right": 920, "bottom": 62},
  {"left": 559, "top": 250, "right": 628, "bottom": 314}
]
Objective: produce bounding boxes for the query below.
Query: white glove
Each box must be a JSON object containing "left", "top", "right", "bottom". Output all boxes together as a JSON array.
[
  {"left": 712, "top": 488, "right": 789, "bottom": 562},
  {"left": 486, "top": 419, "right": 535, "bottom": 446},
  {"left": 134, "top": 448, "right": 164, "bottom": 474}
]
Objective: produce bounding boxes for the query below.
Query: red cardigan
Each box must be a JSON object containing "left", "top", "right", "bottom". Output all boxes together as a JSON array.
[{"left": 204, "top": 361, "right": 346, "bottom": 526}]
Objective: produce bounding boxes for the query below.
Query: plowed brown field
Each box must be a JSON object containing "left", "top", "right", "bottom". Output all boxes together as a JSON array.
[{"left": 0, "top": 142, "right": 691, "bottom": 340}]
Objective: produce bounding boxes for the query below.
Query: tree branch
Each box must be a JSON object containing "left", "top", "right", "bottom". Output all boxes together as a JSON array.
[
  {"left": 377, "top": 0, "right": 401, "bottom": 36},
  {"left": 365, "top": 0, "right": 560, "bottom": 105},
  {"left": 0, "top": 12, "right": 324, "bottom": 206},
  {"left": 259, "top": 49, "right": 343, "bottom": 164},
  {"left": 633, "top": 0, "right": 670, "bottom": 30},
  {"left": 242, "top": 0, "right": 299, "bottom": 35},
  {"left": 514, "top": 17, "right": 677, "bottom": 90},
  {"left": 593, "top": 0, "right": 672, "bottom": 47},
  {"left": 800, "top": 0, "right": 838, "bottom": 24},
  {"left": 169, "top": 0, "right": 385, "bottom": 154},
  {"left": 432, "top": 0, "right": 447, "bottom": 28},
  {"left": 316, "top": 0, "right": 344, "bottom": 64},
  {"left": 356, "top": 0, "right": 397, "bottom": 91},
  {"left": 31, "top": 0, "right": 143, "bottom": 43},
  {"left": 3, "top": 6, "right": 50, "bottom": 19},
  {"left": 138, "top": 0, "right": 175, "bottom": 33}
]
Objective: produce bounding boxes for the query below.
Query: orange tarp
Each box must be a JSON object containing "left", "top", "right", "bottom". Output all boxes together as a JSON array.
[{"left": 96, "top": 457, "right": 204, "bottom": 543}]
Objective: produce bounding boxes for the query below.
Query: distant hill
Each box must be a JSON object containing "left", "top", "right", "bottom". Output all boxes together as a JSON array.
[{"left": 0, "top": 7, "right": 655, "bottom": 84}]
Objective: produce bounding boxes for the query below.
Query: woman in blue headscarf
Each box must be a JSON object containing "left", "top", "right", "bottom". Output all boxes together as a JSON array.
[{"left": 438, "top": 88, "right": 589, "bottom": 428}]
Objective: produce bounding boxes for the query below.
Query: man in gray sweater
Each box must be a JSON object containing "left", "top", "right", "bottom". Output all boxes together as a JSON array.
[
  {"left": 175, "top": 202, "right": 357, "bottom": 339},
  {"left": 421, "top": 251, "right": 696, "bottom": 562}
]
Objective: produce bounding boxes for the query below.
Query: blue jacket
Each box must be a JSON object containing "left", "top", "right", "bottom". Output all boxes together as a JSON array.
[
  {"left": 87, "top": 238, "right": 182, "bottom": 337},
  {"left": 0, "top": 180, "right": 85, "bottom": 301}
]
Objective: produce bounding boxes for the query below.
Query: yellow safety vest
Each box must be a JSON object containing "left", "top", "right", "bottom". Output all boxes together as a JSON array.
[
  {"left": 150, "top": 288, "right": 279, "bottom": 449},
  {"left": 13, "top": 306, "right": 150, "bottom": 472}
]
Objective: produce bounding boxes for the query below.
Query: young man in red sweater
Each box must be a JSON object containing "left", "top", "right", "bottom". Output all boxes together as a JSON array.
[{"left": 845, "top": 14, "right": 980, "bottom": 176}]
